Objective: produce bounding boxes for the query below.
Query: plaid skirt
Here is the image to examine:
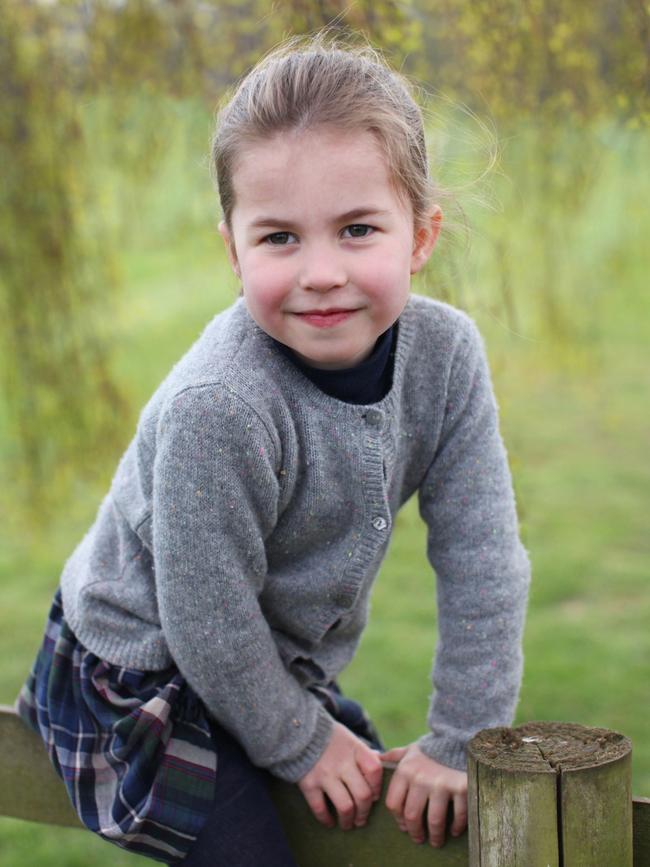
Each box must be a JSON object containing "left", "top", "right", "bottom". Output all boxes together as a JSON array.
[{"left": 15, "top": 588, "right": 383, "bottom": 864}]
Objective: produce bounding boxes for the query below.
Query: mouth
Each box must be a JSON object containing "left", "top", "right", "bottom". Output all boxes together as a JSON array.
[{"left": 293, "top": 308, "right": 359, "bottom": 328}]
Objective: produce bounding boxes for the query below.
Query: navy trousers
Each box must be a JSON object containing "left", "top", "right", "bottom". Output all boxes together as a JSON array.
[{"left": 181, "top": 685, "right": 384, "bottom": 867}]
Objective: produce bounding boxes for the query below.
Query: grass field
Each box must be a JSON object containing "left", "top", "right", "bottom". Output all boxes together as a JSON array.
[{"left": 1, "top": 112, "right": 648, "bottom": 865}]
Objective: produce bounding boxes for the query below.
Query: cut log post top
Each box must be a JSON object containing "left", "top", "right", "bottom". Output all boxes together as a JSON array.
[
  {"left": 468, "top": 721, "right": 634, "bottom": 867},
  {"left": 469, "top": 721, "right": 632, "bottom": 772}
]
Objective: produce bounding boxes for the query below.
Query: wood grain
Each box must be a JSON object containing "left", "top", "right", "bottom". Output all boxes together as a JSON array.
[{"left": 468, "top": 721, "right": 634, "bottom": 867}]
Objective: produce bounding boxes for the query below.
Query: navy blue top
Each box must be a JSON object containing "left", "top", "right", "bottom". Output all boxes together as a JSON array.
[{"left": 273, "top": 324, "right": 397, "bottom": 405}]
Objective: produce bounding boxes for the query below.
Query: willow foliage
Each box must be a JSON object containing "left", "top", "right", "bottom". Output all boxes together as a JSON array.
[
  {"left": 415, "top": 0, "right": 649, "bottom": 125},
  {"left": 0, "top": 0, "right": 420, "bottom": 516},
  {"left": 411, "top": 0, "right": 649, "bottom": 335},
  {"left": 1, "top": 0, "right": 647, "bottom": 517},
  {"left": 0, "top": 1, "right": 126, "bottom": 513}
]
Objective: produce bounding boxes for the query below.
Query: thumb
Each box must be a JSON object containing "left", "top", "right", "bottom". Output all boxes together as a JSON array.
[{"left": 380, "top": 746, "right": 409, "bottom": 763}]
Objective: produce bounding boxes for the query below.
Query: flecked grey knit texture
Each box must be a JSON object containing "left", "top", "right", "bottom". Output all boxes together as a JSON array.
[{"left": 60, "top": 294, "right": 530, "bottom": 782}]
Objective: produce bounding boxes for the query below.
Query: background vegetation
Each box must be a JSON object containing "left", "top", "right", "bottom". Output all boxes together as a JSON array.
[{"left": 1, "top": 1, "right": 648, "bottom": 863}]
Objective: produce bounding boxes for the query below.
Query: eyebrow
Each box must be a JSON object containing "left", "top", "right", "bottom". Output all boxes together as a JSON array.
[{"left": 247, "top": 207, "right": 390, "bottom": 230}]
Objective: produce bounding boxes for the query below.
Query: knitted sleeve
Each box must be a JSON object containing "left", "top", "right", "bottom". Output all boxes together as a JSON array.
[
  {"left": 152, "top": 383, "right": 333, "bottom": 782},
  {"left": 417, "top": 316, "right": 531, "bottom": 770}
]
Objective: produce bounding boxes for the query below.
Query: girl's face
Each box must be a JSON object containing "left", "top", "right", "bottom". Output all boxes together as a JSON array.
[{"left": 219, "top": 127, "right": 441, "bottom": 370}]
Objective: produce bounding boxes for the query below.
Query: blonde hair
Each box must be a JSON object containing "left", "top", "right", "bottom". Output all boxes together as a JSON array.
[{"left": 210, "top": 33, "right": 438, "bottom": 231}]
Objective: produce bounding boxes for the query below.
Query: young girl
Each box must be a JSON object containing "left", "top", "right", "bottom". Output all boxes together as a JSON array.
[{"left": 16, "top": 35, "right": 530, "bottom": 866}]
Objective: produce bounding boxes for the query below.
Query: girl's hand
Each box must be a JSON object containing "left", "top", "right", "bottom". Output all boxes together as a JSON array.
[
  {"left": 297, "top": 722, "right": 384, "bottom": 830},
  {"left": 381, "top": 743, "right": 468, "bottom": 847}
]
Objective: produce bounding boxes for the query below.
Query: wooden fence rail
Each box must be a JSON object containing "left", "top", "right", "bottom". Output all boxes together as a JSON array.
[{"left": 1, "top": 706, "right": 649, "bottom": 866}]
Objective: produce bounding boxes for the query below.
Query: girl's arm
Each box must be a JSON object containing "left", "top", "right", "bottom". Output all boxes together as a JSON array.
[
  {"left": 153, "top": 383, "right": 333, "bottom": 784},
  {"left": 418, "top": 315, "right": 530, "bottom": 765},
  {"left": 386, "top": 314, "right": 530, "bottom": 845}
]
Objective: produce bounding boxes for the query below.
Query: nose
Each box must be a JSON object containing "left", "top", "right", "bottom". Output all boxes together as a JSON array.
[{"left": 298, "top": 243, "right": 347, "bottom": 293}]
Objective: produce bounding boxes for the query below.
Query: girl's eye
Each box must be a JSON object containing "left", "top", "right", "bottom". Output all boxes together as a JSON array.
[
  {"left": 344, "top": 224, "right": 373, "bottom": 238},
  {"left": 264, "top": 232, "right": 295, "bottom": 245}
]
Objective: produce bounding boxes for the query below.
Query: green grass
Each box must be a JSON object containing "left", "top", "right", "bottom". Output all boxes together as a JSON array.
[{"left": 1, "top": 115, "right": 648, "bottom": 863}]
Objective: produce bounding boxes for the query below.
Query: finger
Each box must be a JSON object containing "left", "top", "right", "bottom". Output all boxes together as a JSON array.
[
  {"left": 357, "top": 749, "right": 384, "bottom": 801},
  {"left": 343, "top": 769, "right": 375, "bottom": 827},
  {"left": 380, "top": 746, "right": 409, "bottom": 764},
  {"left": 451, "top": 791, "right": 468, "bottom": 837},
  {"left": 299, "top": 785, "right": 336, "bottom": 829},
  {"left": 427, "top": 792, "right": 452, "bottom": 848},
  {"left": 402, "top": 786, "right": 429, "bottom": 844},
  {"left": 326, "top": 779, "right": 356, "bottom": 831},
  {"left": 384, "top": 770, "right": 408, "bottom": 820}
]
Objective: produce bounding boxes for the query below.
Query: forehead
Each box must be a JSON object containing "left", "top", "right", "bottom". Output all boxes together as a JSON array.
[{"left": 230, "top": 127, "right": 411, "bottom": 221}]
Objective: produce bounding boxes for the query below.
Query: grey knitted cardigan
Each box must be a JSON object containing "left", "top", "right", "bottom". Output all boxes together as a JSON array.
[{"left": 60, "top": 293, "right": 530, "bottom": 783}]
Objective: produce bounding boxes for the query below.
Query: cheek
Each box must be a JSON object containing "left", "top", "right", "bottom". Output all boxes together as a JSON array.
[
  {"left": 242, "top": 259, "right": 292, "bottom": 314},
  {"left": 359, "top": 250, "right": 411, "bottom": 297}
]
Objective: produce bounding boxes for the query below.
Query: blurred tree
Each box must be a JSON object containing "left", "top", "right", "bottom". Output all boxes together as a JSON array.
[
  {"left": 411, "top": 0, "right": 649, "bottom": 335},
  {"left": 414, "top": 0, "right": 649, "bottom": 124},
  {"left": 0, "top": 0, "right": 422, "bottom": 516},
  {"left": 1, "top": 0, "right": 648, "bottom": 517},
  {"left": 0, "top": 0, "right": 126, "bottom": 514}
]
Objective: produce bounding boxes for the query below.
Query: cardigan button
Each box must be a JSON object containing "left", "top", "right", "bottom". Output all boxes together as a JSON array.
[
  {"left": 365, "top": 408, "right": 383, "bottom": 427},
  {"left": 372, "top": 516, "right": 388, "bottom": 531}
]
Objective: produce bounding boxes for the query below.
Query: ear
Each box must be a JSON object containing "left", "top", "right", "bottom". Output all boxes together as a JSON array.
[
  {"left": 218, "top": 220, "right": 241, "bottom": 279},
  {"left": 410, "top": 206, "right": 442, "bottom": 275}
]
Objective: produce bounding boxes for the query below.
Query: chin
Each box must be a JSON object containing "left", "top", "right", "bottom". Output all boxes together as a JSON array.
[
  {"left": 315, "top": 354, "right": 365, "bottom": 371},
  {"left": 297, "top": 352, "right": 349, "bottom": 370},
  {"left": 304, "top": 358, "right": 345, "bottom": 371}
]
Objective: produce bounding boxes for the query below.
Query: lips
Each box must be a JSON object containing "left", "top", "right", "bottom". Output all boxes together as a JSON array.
[
  {"left": 296, "top": 307, "right": 357, "bottom": 316},
  {"left": 293, "top": 308, "right": 358, "bottom": 328}
]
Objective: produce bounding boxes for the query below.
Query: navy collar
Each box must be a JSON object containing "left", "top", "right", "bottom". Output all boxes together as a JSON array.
[{"left": 272, "top": 324, "right": 397, "bottom": 405}]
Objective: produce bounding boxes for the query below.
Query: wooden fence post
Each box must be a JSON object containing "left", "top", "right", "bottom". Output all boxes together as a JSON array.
[{"left": 467, "top": 721, "right": 633, "bottom": 867}]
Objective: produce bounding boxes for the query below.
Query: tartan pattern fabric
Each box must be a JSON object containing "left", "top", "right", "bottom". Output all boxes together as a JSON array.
[
  {"left": 16, "top": 589, "right": 221, "bottom": 864},
  {"left": 16, "top": 589, "right": 384, "bottom": 864}
]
